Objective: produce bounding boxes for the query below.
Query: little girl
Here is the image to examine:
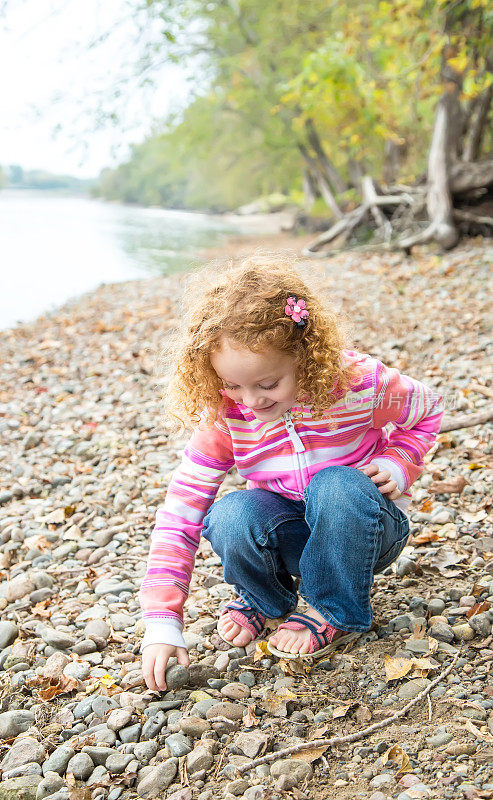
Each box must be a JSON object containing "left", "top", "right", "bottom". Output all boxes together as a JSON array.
[{"left": 140, "top": 256, "right": 443, "bottom": 692}]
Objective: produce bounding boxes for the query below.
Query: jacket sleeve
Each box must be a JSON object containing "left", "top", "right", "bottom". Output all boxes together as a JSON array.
[
  {"left": 370, "top": 360, "right": 444, "bottom": 493},
  {"left": 139, "top": 420, "right": 234, "bottom": 650}
]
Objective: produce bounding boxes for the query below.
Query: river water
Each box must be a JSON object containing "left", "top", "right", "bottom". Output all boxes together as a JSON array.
[{"left": 0, "top": 191, "right": 243, "bottom": 331}]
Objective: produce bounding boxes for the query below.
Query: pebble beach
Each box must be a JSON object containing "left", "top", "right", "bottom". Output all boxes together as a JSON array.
[{"left": 0, "top": 233, "right": 492, "bottom": 800}]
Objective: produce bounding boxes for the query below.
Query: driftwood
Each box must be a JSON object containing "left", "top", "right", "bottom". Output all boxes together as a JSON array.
[{"left": 440, "top": 407, "right": 493, "bottom": 433}]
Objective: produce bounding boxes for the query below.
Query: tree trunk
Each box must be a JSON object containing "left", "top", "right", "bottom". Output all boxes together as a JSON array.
[
  {"left": 426, "top": 90, "right": 459, "bottom": 249},
  {"left": 463, "top": 84, "right": 493, "bottom": 162},
  {"left": 305, "top": 119, "right": 348, "bottom": 194},
  {"left": 302, "top": 167, "right": 318, "bottom": 209},
  {"left": 298, "top": 143, "right": 343, "bottom": 219},
  {"left": 383, "top": 139, "right": 407, "bottom": 185}
]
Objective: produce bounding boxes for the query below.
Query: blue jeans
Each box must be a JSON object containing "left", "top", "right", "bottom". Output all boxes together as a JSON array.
[{"left": 202, "top": 466, "right": 410, "bottom": 632}]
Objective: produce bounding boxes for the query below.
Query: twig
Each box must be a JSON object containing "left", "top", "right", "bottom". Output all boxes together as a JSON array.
[
  {"left": 440, "top": 408, "right": 493, "bottom": 432},
  {"left": 237, "top": 649, "right": 460, "bottom": 775},
  {"left": 468, "top": 383, "right": 493, "bottom": 400},
  {"left": 427, "top": 694, "right": 432, "bottom": 722}
]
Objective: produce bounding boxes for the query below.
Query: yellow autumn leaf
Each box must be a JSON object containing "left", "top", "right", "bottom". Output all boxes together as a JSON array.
[
  {"left": 381, "top": 744, "right": 412, "bottom": 774},
  {"left": 447, "top": 54, "right": 468, "bottom": 73},
  {"left": 384, "top": 654, "right": 414, "bottom": 681},
  {"left": 254, "top": 640, "right": 270, "bottom": 662}
]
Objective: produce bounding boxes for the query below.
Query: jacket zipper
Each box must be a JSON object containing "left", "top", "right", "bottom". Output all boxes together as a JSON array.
[{"left": 283, "top": 411, "right": 306, "bottom": 494}]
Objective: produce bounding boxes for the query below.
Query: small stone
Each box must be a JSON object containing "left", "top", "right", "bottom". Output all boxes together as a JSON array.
[
  {"left": 396, "top": 557, "right": 417, "bottom": 577},
  {"left": 0, "top": 574, "right": 35, "bottom": 602},
  {"left": 165, "top": 664, "right": 190, "bottom": 691},
  {"left": 63, "top": 661, "right": 89, "bottom": 680},
  {"left": 41, "top": 745, "right": 74, "bottom": 777},
  {"left": 80, "top": 746, "right": 114, "bottom": 767},
  {"left": 133, "top": 741, "right": 159, "bottom": 764},
  {"left": 270, "top": 758, "right": 313, "bottom": 783},
  {"left": 0, "top": 622, "right": 18, "bottom": 650},
  {"left": 275, "top": 774, "right": 297, "bottom": 791},
  {"left": 39, "top": 628, "right": 75, "bottom": 650},
  {"left": 397, "top": 678, "right": 431, "bottom": 700},
  {"left": 205, "top": 702, "right": 245, "bottom": 721},
  {"left": 238, "top": 671, "right": 256, "bottom": 688},
  {"left": 234, "top": 731, "right": 268, "bottom": 759},
  {"left": 226, "top": 779, "right": 250, "bottom": 796},
  {"left": 429, "top": 622, "right": 454, "bottom": 643},
  {"left": 165, "top": 733, "right": 192, "bottom": 757},
  {"left": 186, "top": 746, "right": 214, "bottom": 774},
  {"left": 389, "top": 614, "right": 412, "bottom": 631},
  {"left": 119, "top": 723, "right": 142, "bottom": 743},
  {"left": 35, "top": 772, "right": 64, "bottom": 800},
  {"left": 0, "top": 710, "right": 34, "bottom": 739},
  {"left": 188, "top": 663, "right": 220, "bottom": 686},
  {"left": 106, "top": 708, "right": 133, "bottom": 731},
  {"left": 405, "top": 639, "right": 430, "bottom": 655},
  {"left": 431, "top": 510, "right": 455, "bottom": 524},
  {"left": 86, "top": 765, "right": 109, "bottom": 786},
  {"left": 452, "top": 623, "right": 475, "bottom": 641},
  {"left": 91, "top": 696, "right": 118, "bottom": 717},
  {"left": 426, "top": 729, "right": 454, "bottom": 748},
  {"left": 136, "top": 759, "right": 178, "bottom": 798},
  {"left": 66, "top": 753, "right": 94, "bottom": 781},
  {"left": 220, "top": 682, "right": 251, "bottom": 700},
  {"left": 179, "top": 716, "right": 210, "bottom": 738},
  {"left": 469, "top": 613, "right": 491, "bottom": 638},
  {"left": 41, "top": 652, "right": 71, "bottom": 679},
  {"left": 428, "top": 598, "right": 446, "bottom": 616},
  {"left": 370, "top": 774, "right": 393, "bottom": 788},
  {"left": 105, "top": 753, "right": 133, "bottom": 774},
  {"left": 84, "top": 620, "right": 110, "bottom": 640}
]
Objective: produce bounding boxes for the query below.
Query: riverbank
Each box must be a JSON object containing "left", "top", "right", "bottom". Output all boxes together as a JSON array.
[{"left": 0, "top": 235, "right": 492, "bottom": 799}]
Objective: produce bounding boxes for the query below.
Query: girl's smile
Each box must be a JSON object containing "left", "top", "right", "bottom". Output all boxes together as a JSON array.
[{"left": 210, "top": 337, "right": 298, "bottom": 420}]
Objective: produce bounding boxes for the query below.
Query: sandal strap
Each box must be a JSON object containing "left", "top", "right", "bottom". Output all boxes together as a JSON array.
[
  {"left": 224, "top": 598, "right": 266, "bottom": 636},
  {"left": 277, "top": 612, "right": 337, "bottom": 651}
]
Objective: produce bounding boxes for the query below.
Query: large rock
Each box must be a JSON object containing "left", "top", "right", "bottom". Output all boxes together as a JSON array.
[
  {"left": 0, "top": 775, "right": 41, "bottom": 800},
  {"left": 136, "top": 759, "right": 178, "bottom": 798},
  {"left": 0, "top": 622, "right": 18, "bottom": 650},
  {"left": 0, "top": 739, "right": 46, "bottom": 771},
  {"left": 186, "top": 746, "right": 214, "bottom": 774},
  {"left": 0, "top": 711, "right": 34, "bottom": 740}
]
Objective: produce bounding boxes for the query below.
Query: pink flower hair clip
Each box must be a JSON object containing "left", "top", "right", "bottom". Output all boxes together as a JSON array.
[{"left": 285, "top": 296, "right": 309, "bottom": 327}]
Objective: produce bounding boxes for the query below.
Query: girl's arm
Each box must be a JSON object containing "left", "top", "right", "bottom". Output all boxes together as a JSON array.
[
  {"left": 370, "top": 360, "right": 444, "bottom": 494},
  {"left": 139, "top": 420, "right": 234, "bottom": 650}
]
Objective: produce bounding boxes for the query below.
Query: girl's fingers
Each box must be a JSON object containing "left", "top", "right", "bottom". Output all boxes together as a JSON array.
[
  {"left": 377, "top": 480, "right": 399, "bottom": 496},
  {"left": 143, "top": 659, "right": 160, "bottom": 692},
  {"left": 358, "top": 464, "right": 379, "bottom": 476},
  {"left": 154, "top": 652, "right": 169, "bottom": 692},
  {"left": 369, "top": 470, "right": 391, "bottom": 485},
  {"left": 177, "top": 647, "right": 190, "bottom": 667}
]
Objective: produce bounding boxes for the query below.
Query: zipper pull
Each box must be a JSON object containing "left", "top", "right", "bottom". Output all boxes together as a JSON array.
[{"left": 283, "top": 413, "right": 305, "bottom": 453}]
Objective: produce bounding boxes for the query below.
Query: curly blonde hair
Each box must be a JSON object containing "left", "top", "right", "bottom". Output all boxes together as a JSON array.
[{"left": 163, "top": 254, "right": 356, "bottom": 427}]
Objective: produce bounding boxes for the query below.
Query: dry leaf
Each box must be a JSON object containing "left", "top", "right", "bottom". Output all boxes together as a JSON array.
[
  {"left": 429, "top": 475, "right": 467, "bottom": 493},
  {"left": 466, "top": 600, "right": 491, "bottom": 619},
  {"left": 333, "top": 705, "right": 351, "bottom": 718},
  {"left": 464, "top": 719, "right": 493, "bottom": 742},
  {"left": 45, "top": 508, "right": 66, "bottom": 524},
  {"left": 412, "top": 529, "right": 439, "bottom": 545},
  {"left": 254, "top": 641, "right": 270, "bottom": 662},
  {"left": 278, "top": 658, "right": 312, "bottom": 677},
  {"left": 381, "top": 744, "right": 412, "bottom": 774},
  {"left": 293, "top": 744, "right": 328, "bottom": 763},
  {"left": 412, "top": 624, "right": 426, "bottom": 639},
  {"left": 355, "top": 704, "right": 372, "bottom": 724},
  {"left": 384, "top": 655, "right": 414, "bottom": 681},
  {"left": 243, "top": 705, "right": 259, "bottom": 728}
]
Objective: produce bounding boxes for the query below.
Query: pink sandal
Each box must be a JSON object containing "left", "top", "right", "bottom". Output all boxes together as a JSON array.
[
  {"left": 267, "top": 612, "right": 360, "bottom": 659},
  {"left": 217, "top": 597, "right": 267, "bottom": 645}
]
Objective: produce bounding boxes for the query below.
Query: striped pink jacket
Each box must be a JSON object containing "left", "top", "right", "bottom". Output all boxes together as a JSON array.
[{"left": 140, "top": 350, "right": 443, "bottom": 649}]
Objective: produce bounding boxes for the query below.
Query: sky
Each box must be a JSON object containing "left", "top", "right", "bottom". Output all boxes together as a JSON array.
[{"left": 0, "top": 0, "right": 190, "bottom": 178}]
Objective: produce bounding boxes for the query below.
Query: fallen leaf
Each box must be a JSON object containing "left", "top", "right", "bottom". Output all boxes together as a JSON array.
[
  {"left": 381, "top": 744, "right": 412, "bottom": 774},
  {"left": 355, "top": 704, "right": 372, "bottom": 724},
  {"left": 412, "top": 529, "right": 439, "bottom": 545},
  {"left": 464, "top": 719, "right": 493, "bottom": 742},
  {"left": 384, "top": 655, "right": 414, "bottom": 681},
  {"left": 243, "top": 705, "right": 259, "bottom": 728},
  {"left": 253, "top": 641, "right": 270, "bottom": 662},
  {"left": 278, "top": 658, "right": 312, "bottom": 677},
  {"left": 466, "top": 600, "right": 491, "bottom": 619},
  {"left": 333, "top": 704, "right": 351, "bottom": 718},
  {"left": 429, "top": 475, "right": 467, "bottom": 493},
  {"left": 293, "top": 744, "right": 328, "bottom": 763},
  {"left": 261, "top": 687, "right": 297, "bottom": 717},
  {"left": 419, "top": 498, "right": 434, "bottom": 512}
]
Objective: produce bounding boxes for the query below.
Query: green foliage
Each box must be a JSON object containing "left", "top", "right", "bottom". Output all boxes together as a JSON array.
[{"left": 95, "top": 0, "right": 492, "bottom": 210}]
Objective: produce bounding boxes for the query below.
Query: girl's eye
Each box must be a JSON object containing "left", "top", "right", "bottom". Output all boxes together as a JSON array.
[
  {"left": 259, "top": 382, "right": 278, "bottom": 390},
  {"left": 224, "top": 384, "right": 239, "bottom": 390}
]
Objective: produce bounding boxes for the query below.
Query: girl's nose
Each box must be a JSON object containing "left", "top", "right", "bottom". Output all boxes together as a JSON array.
[{"left": 243, "top": 391, "right": 262, "bottom": 408}]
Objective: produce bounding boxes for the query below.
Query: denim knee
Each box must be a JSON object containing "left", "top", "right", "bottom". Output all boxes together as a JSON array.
[{"left": 304, "top": 465, "right": 371, "bottom": 505}]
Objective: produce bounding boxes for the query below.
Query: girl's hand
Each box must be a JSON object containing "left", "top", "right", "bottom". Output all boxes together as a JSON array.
[
  {"left": 142, "top": 644, "right": 190, "bottom": 692},
  {"left": 358, "top": 463, "right": 401, "bottom": 500}
]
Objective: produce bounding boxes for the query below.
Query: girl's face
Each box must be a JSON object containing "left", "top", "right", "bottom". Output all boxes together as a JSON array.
[{"left": 210, "top": 337, "right": 298, "bottom": 421}]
